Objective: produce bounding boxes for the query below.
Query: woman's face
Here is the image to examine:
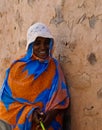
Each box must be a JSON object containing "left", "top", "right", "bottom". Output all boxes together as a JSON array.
[{"left": 33, "top": 37, "right": 50, "bottom": 59}]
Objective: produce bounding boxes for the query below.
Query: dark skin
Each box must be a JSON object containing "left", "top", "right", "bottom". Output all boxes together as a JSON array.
[
  {"left": 32, "top": 108, "right": 60, "bottom": 129},
  {"left": 33, "top": 36, "right": 50, "bottom": 60},
  {"left": 32, "top": 108, "right": 68, "bottom": 130},
  {"left": 32, "top": 37, "right": 66, "bottom": 129}
]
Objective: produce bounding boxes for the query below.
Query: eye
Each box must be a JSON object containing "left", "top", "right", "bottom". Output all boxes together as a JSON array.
[
  {"left": 34, "top": 40, "right": 41, "bottom": 46},
  {"left": 45, "top": 39, "right": 50, "bottom": 46}
]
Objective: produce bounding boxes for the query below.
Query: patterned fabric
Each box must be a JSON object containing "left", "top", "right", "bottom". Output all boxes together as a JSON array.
[{"left": 0, "top": 23, "right": 70, "bottom": 130}]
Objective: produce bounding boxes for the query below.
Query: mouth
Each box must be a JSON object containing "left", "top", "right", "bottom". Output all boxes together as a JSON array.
[
  {"left": 33, "top": 50, "right": 49, "bottom": 59},
  {"left": 39, "top": 51, "right": 47, "bottom": 54},
  {"left": 38, "top": 50, "right": 49, "bottom": 59}
]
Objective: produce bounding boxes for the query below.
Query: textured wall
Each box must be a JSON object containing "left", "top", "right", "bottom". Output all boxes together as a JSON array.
[{"left": 0, "top": 0, "right": 102, "bottom": 130}]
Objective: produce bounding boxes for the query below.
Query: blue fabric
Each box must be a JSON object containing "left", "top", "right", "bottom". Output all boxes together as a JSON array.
[{"left": 0, "top": 39, "right": 70, "bottom": 130}]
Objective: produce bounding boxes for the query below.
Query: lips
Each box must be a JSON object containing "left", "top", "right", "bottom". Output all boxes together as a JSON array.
[
  {"left": 33, "top": 49, "right": 49, "bottom": 59},
  {"left": 39, "top": 50, "right": 48, "bottom": 56},
  {"left": 39, "top": 51, "right": 46, "bottom": 54},
  {"left": 38, "top": 50, "right": 49, "bottom": 59}
]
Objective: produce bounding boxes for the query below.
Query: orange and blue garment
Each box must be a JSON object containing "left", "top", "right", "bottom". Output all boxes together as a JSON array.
[{"left": 0, "top": 43, "right": 70, "bottom": 130}]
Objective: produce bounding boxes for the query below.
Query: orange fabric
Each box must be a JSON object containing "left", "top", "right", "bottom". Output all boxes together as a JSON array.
[
  {"left": 0, "top": 56, "right": 69, "bottom": 129},
  {"left": 8, "top": 59, "right": 56, "bottom": 102}
]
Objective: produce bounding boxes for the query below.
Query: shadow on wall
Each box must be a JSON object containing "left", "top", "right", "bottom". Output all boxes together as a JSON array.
[{"left": 63, "top": 103, "right": 71, "bottom": 130}]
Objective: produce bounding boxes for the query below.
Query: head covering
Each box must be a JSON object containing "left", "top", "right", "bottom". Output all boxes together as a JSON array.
[{"left": 26, "top": 22, "right": 53, "bottom": 50}]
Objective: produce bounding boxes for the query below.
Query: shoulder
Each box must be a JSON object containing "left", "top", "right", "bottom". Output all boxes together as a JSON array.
[{"left": 9, "top": 54, "right": 27, "bottom": 70}]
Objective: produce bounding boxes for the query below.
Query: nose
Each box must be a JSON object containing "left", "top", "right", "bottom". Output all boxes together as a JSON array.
[{"left": 40, "top": 42, "right": 45, "bottom": 49}]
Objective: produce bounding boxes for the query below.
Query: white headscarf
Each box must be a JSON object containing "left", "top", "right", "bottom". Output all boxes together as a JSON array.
[{"left": 26, "top": 22, "right": 53, "bottom": 50}]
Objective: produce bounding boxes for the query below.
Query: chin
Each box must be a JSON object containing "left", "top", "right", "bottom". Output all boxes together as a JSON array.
[{"left": 39, "top": 55, "right": 49, "bottom": 59}]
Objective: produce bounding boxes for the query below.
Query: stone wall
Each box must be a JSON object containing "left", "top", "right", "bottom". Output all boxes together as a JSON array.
[{"left": 0, "top": 0, "right": 102, "bottom": 130}]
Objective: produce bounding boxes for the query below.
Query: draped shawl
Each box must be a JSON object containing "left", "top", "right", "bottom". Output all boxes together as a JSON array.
[{"left": 0, "top": 23, "right": 70, "bottom": 130}]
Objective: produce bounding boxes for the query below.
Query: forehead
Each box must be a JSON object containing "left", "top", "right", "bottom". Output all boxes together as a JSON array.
[{"left": 35, "top": 36, "right": 50, "bottom": 41}]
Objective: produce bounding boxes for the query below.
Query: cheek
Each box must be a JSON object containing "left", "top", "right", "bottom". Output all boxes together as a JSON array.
[
  {"left": 46, "top": 44, "right": 50, "bottom": 49},
  {"left": 33, "top": 47, "right": 38, "bottom": 55},
  {"left": 33, "top": 46, "right": 38, "bottom": 51}
]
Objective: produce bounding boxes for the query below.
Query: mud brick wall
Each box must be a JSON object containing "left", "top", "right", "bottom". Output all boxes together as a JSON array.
[{"left": 0, "top": 0, "right": 102, "bottom": 130}]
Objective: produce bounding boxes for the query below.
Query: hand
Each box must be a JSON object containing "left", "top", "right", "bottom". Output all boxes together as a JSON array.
[
  {"left": 32, "top": 109, "right": 59, "bottom": 129},
  {"left": 32, "top": 108, "right": 46, "bottom": 129},
  {"left": 43, "top": 109, "right": 59, "bottom": 129},
  {"left": 32, "top": 108, "right": 41, "bottom": 124}
]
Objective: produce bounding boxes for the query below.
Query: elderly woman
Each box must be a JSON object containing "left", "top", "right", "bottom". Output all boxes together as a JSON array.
[{"left": 0, "top": 22, "right": 70, "bottom": 130}]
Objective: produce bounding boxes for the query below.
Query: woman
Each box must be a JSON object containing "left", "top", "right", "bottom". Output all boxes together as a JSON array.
[{"left": 0, "top": 22, "right": 70, "bottom": 130}]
